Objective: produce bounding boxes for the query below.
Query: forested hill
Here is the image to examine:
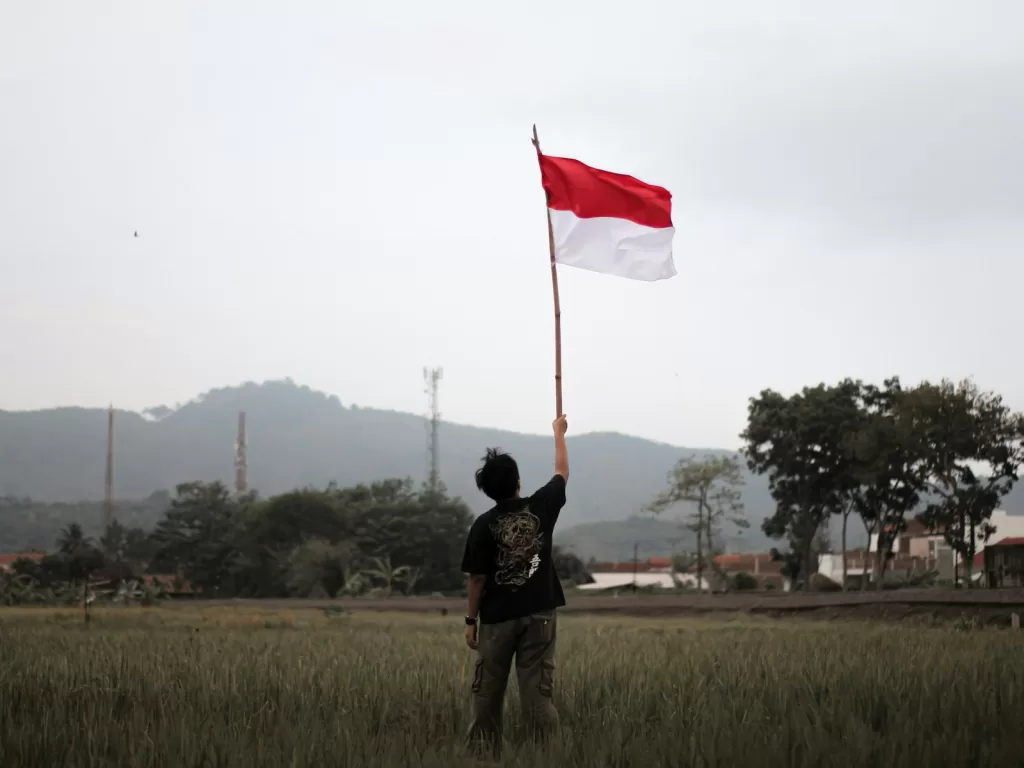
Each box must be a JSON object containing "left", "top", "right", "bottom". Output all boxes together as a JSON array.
[
  {"left": 6, "top": 380, "right": 1024, "bottom": 559},
  {"left": 0, "top": 380, "right": 776, "bottom": 552}
]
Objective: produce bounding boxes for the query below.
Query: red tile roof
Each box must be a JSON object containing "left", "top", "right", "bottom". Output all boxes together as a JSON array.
[
  {"left": 590, "top": 562, "right": 665, "bottom": 573},
  {"left": 986, "top": 537, "right": 1024, "bottom": 548},
  {"left": 687, "top": 554, "right": 783, "bottom": 575},
  {"left": 973, "top": 537, "right": 1024, "bottom": 569}
]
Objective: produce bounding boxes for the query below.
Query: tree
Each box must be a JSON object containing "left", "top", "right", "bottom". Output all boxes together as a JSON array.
[
  {"left": 906, "top": 379, "right": 1024, "bottom": 587},
  {"left": 361, "top": 555, "right": 409, "bottom": 596},
  {"left": 742, "top": 381, "right": 863, "bottom": 590},
  {"left": 843, "top": 379, "right": 927, "bottom": 589},
  {"left": 648, "top": 454, "right": 748, "bottom": 592},
  {"left": 148, "top": 482, "right": 244, "bottom": 595},
  {"left": 5, "top": 476, "right": 477, "bottom": 601},
  {"left": 281, "top": 538, "right": 356, "bottom": 597},
  {"left": 552, "top": 546, "right": 594, "bottom": 586},
  {"left": 99, "top": 520, "right": 152, "bottom": 584},
  {"left": 58, "top": 523, "right": 88, "bottom": 555},
  {"left": 344, "top": 482, "right": 474, "bottom": 594},
  {"left": 835, "top": 498, "right": 854, "bottom": 590},
  {"left": 53, "top": 523, "right": 106, "bottom": 585}
]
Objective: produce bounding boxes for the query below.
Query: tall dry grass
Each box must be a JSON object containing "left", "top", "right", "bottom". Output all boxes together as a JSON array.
[{"left": 0, "top": 606, "right": 1021, "bottom": 767}]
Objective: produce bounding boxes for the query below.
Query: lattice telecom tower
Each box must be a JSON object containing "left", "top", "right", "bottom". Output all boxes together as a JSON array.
[
  {"left": 235, "top": 411, "right": 248, "bottom": 495},
  {"left": 103, "top": 405, "right": 114, "bottom": 530},
  {"left": 423, "top": 367, "right": 443, "bottom": 492}
]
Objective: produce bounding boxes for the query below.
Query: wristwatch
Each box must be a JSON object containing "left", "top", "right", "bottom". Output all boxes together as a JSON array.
[{"left": 465, "top": 616, "right": 478, "bottom": 626}]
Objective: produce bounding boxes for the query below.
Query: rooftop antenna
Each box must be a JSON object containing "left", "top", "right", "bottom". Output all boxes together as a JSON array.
[
  {"left": 235, "top": 411, "right": 248, "bottom": 495},
  {"left": 103, "top": 405, "right": 114, "bottom": 530},
  {"left": 423, "top": 367, "right": 443, "bottom": 493}
]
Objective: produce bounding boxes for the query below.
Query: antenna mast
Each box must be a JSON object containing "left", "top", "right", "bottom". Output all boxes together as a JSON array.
[
  {"left": 423, "top": 367, "right": 443, "bottom": 492},
  {"left": 235, "top": 411, "right": 248, "bottom": 495},
  {"left": 103, "top": 405, "right": 114, "bottom": 530}
]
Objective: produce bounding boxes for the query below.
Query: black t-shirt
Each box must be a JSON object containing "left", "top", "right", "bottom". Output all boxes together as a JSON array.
[{"left": 461, "top": 474, "right": 568, "bottom": 625}]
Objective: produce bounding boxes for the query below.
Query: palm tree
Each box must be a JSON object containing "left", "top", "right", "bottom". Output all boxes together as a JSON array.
[
  {"left": 401, "top": 566, "right": 422, "bottom": 596},
  {"left": 58, "top": 523, "right": 90, "bottom": 555},
  {"left": 340, "top": 564, "right": 366, "bottom": 596},
  {"left": 361, "top": 555, "right": 411, "bottom": 597}
]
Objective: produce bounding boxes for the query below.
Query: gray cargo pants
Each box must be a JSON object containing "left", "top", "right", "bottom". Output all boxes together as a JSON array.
[{"left": 466, "top": 610, "right": 559, "bottom": 757}]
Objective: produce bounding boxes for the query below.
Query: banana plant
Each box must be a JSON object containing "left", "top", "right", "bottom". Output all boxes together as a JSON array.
[{"left": 360, "top": 555, "right": 412, "bottom": 597}]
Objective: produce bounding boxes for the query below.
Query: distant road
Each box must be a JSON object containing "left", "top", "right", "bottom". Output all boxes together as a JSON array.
[{"left": 184, "top": 589, "right": 1024, "bottom": 623}]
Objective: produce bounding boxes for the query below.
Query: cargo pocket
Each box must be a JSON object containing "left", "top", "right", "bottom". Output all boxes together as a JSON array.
[
  {"left": 538, "top": 659, "right": 555, "bottom": 698},
  {"left": 471, "top": 659, "right": 484, "bottom": 694}
]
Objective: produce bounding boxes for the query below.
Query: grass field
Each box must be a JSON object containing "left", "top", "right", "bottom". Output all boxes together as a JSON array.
[{"left": 1, "top": 606, "right": 1022, "bottom": 767}]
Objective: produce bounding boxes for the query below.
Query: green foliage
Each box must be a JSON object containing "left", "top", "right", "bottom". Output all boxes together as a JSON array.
[
  {"left": 845, "top": 379, "right": 928, "bottom": 584},
  {"left": 99, "top": 519, "right": 152, "bottom": 582},
  {"left": 552, "top": 546, "right": 594, "bottom": 586},
  {"left": 730, "top": 571, "right": 758, "bottom": 591},
  {"left": 0, "top": 492, "right": 171, "bottom": 556},
  {"left": 905, "top": 379, "right": 1024, "bottom": 582},
  {"left": 10, "top": 478, "right": 474, "bottom": 600},
  {"left": 671, "top": 552, "right": 695, "bottom": 573},
  {"left": 148, "top": 482, "right": 246, "bottom": 595},
  {"left": 743, "top": 376, "right": 1024, "bottom": 591},
  {"left": 743, "top": 380, "right": 863, "bottom": 589},
  {"left": 648, "top": 454, "right": 748, "bottom": 590}
]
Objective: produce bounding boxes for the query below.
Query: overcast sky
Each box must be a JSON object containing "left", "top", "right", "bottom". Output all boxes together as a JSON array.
[{"left": 2, "top": 1, "right": 1023, "bottom": 449}]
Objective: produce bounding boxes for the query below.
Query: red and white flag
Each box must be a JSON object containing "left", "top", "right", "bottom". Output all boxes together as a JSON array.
[{"left": 538, "top": 155, "right": 676, "bottom": 282}]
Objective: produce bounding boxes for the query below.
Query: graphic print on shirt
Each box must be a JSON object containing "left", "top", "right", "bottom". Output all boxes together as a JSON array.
[{"left": 489, "top": 507, "right": 544, "bottom": 587}]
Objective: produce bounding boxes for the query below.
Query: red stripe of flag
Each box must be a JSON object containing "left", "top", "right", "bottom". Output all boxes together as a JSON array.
[{"left": 538, "top": 154, "right": 673, "bottom": 230}]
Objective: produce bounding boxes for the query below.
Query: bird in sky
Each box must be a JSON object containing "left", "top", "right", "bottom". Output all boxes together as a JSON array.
[{"left": 134, "top": 231, "right": 138, "bottom": 238}]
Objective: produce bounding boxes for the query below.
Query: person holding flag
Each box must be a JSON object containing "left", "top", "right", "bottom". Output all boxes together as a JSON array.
[{"left": 459, "top": 128, "right": 676, "bottom": 758}]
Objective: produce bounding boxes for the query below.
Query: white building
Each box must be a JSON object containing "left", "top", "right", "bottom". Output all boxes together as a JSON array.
[
  {"left": 578, "top": 571, "right": 712, "bottom": 591},
  {"left": 578, "top": 573, "right": 677, "bottom": 590}
]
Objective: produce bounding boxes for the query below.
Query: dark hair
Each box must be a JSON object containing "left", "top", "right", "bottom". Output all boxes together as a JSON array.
[{"left": 475, "top": 448, "right": 520, "bottom": 501}]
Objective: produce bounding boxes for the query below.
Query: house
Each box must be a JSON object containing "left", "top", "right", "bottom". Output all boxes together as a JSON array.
[
  {"left": 905, "top": 510, "right": 1024, "bottom": 580},
  {"left": 580, "top": 572, "right": 679, "bottom": 590},
  {"left": 982, "top": 537, "right": 1024, "bottom": 588},
  {"left": 817, "top": 549, "right": 872, "bottom": 587},
  {"left": 579, "top": 557, "right": 703, "bottom": 591},
  {"left": 586, "top": 560, "right": 673, "bottom": 574},
  {"left": 869, "top": 519, "right": 946, "bottom": 559}
]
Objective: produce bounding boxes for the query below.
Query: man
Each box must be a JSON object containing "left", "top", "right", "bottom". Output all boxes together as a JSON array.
[{"left": 461, "top": 413, "right": 569, "bottom": 758}]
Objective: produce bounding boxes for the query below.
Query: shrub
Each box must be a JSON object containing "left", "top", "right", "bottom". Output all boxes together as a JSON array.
[{"left": 731, "top": 571, "right": 758, "bottom": 591}]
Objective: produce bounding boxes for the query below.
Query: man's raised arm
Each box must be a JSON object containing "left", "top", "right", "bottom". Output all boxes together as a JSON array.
[{"left": 553, "top": 414, "right": 569, "bottom": 482}]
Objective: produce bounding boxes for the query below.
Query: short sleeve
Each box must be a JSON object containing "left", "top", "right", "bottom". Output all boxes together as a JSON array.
[
  {"left": 529, "top": 474, "right": 567, "bottom": 524},
  {"left": 461, "top": 517, "right": 492, "bottom": 575}
]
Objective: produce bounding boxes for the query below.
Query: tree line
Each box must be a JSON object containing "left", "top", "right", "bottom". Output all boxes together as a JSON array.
[
  {"left": 7, "top": 374, "right": 1016, "bottom": 601},
  {"left": 1, "top": 479, "right": 593, "bottom": 604},
  {"left": 651, "top": 377, "right": 1024, "bottom": 590}
]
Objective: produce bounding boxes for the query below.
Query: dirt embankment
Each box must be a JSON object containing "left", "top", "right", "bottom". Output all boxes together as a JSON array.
[{"left": 191, "top": 589, "right": 1024, "bottom": 626}]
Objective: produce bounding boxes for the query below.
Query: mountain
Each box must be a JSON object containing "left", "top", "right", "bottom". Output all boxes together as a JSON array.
[
  {"left": 0, "top": 380, "right": 785, "bottom": 556},
  {"left": 6, "top": 379, "right": 1022, "bottom": 561}
]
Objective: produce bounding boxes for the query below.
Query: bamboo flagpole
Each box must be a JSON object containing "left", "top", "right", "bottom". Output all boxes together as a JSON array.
[{"left": 531, "top": 125, "right": 563, "bottom": 418}]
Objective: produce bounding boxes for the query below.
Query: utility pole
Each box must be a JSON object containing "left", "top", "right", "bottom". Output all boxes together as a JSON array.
[
  {"left": 632, "top": 542, "right": 639, "bottom": 593},
  {"left": 423, "top": 367, "right": 443, "bottom": 493},
  {"left": 235, "top": 411, "right": 248, "bottom": 495},
  {"left": 103, "top": 405, "right": 114, "bottom": 531}
]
